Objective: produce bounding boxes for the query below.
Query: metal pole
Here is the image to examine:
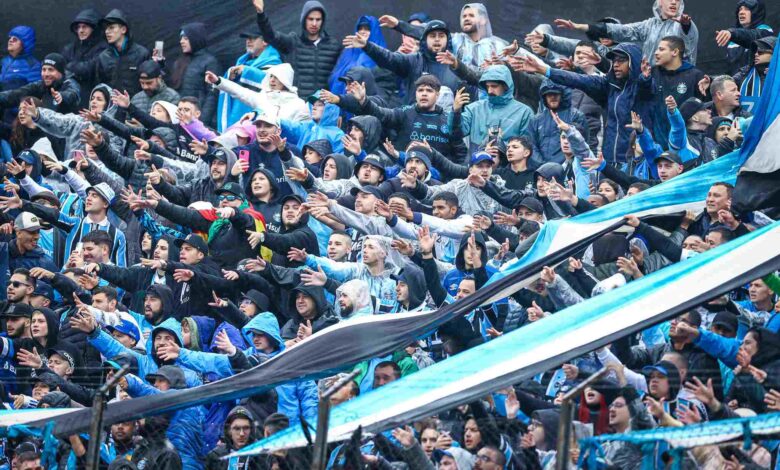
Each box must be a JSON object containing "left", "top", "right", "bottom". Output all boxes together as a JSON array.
[
  {"left": 312, "top": 370, "right": 360, "bottom": 470},
  {"left": 555, "top": 367, "right": 608, "bottom": 470},
  {"left": 87, "top": 364, "right": 130, "bottom": 470}
]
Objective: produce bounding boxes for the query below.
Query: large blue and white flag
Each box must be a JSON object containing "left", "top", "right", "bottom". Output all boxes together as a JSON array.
[
  {"left": 734, "top": 43, "right": 780, "bottom": 212},
  {"left": 0, "top": 152, "right": 742, "bottom": 437},
  {"left": 234, "top": 220, "right": 780, "bottom": 456}
]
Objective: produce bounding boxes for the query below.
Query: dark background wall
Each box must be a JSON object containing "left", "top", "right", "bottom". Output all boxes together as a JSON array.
[{"left": 1, "top": 0, "right": 777, "bottom": 74}]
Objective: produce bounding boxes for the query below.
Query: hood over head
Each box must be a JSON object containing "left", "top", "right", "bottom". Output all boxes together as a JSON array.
[
  {"left": 748, "top": 328, "right": 780, "bottom": 368},
  {"left": 607, "top": 43, "right": 643, "bottom": 84},
  {"left": 307, "top": 90, "right": 342, "bottom": 126},
  {"left": 242, "top": 312, "right": 285, "bottom": 354},
  {"left": 302, "top": 139, "right": 333, "bottom": 160},
  {"left": 182, "top": 315, "right": 216, "bottom": 352},
  {"left": 392, "top": 262, "right": 427, "bottom": 309},
  {"left": 151, "top": 127, "right": 178, "bottom": 149},
  {"left": 461, "top": 3, "right": 493, "bottom": 40},
  {"left": 180, "top": 22, "right": 209, "bottom": 53},
  {"left": 70, "top": 8, "right": 101, "bottom": 34},
  {"left": 420, "top": 20, "right": 453, "bottom": 60},
  {"left": 262, "top": 63, "right": 297, "bottom": 94},
  {"left": 322, "top": 153, "right": 353, "bottom": 179},
  {"left": 535, "top": 162, "right": 564, "bottom": 182},
  {"left": 348, "top": 115, "right": 382, "bottom": 154},
  {"left": 435, "top": 447, "right": 475, "bottom": 470},
  {"left": 652, "top": 0, "right": 686, "bottom": 20},
  {"left": 33, "top": 307, "right": 60, "bottom": 349},
  {"left": 151, "top": 234, "right": 180, "bottom": 264},
  {"left": 455, "top": 231, "right": 488, "bottom": 272},
  {"left": 736, "top": 0, "right": 767, "bottom": 29},
  {"left": 145, "top": 284, "right": 175, "bottom": 324},
  {"left": 91, "top": 83, "right": 118, "bottom": 117},
  {"left": 340, "top": 66, "right": 380, "bottom": 97},
  {"left": 591, "top": 233, "right": 629, "bottom": 266},
  {"left": 335, "top": 279, "right": 373, "bottom": 318},
  {"left": 288, "top": 284, "right": 333, "bottom": 322},
  {"left": 478, "top": 65, "right": 515, "bottom": 106},
  {"left": 707, "top": 116, "right": 734, "bottom": 141},
  {"left": 300, "top": 1, "right": 328, "bottom": 33},
  {"left": 100, "top": 9, "right": 130, "bottom": 32},
  {"left": 538, "top": 77, "right": 572, "bottom": 111},
  {"left": 245, "top": 167, "right": 280, "bottom": 203},
  {"left": 532, "top": 409, "right": 561, "bottom": 450},
  {"left": 151, "top": 101, "right": 179, "bottom": 125},
  {"left": 145, "top": 365, "right": 186, "bottom": 389},
  {"left": 151, "top": 318, "right": 185, "bottom": 365},
  {"left": 9, "top": 26, "right": 36, "bottom": 56}
]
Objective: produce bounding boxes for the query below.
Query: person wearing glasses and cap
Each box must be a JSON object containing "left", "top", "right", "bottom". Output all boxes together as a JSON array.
[{"left": 0, "top": 213, "right": 56, "bottom": 300}]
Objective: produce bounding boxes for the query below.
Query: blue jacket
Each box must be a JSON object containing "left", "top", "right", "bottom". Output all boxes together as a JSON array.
[
  {"left": 0, "top": 239, "right": 58, "bottom": 301},
  {"left": 233, "top": 141, "right": 293, "bottom": 198},
  {"left": 328, "top": 16, "right": 386, "bottom": 95},
  {"left": 216, "top": 46, "right": 282, "bottom": 132},
  {"left": 455, "top": 64, "right": 533, "bottom": 149},
  {"left": 548, "top": 43, "right": 644, "bottom": 164},
  {"left": 126, "top": 373, "right": 206, "bottom": 470},
  {"left": 177, "top": 313, "right": 319, "bottom": 426},
  {"left": 693, "top": 328, "right": 739, "bottom": 368},
  {"left": 0, "top": 26, "right": 41, "bottom": 90},
  {"left": 281, "top": 97, "right": 345, "bottom": 153},
  {"left": 526, "top": 78, "right": 589, "bottom": 165}
]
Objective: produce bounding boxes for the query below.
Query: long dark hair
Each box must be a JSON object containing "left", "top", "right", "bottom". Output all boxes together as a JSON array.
[{"left": 10, "top": 96, "right": 42, "bottom": 153}]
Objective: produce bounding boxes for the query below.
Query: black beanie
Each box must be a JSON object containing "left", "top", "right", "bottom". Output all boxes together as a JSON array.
[{"left": 43, "top": 53, "right": 66, "bottom": 75}]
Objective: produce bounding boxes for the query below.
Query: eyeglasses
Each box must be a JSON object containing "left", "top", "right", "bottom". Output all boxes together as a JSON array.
[
  {"left": 218, "top": 195, "right": 240, "bottom": 202},
  {"left": 10, "top": 281, "right": 31, "bottom": 288}
]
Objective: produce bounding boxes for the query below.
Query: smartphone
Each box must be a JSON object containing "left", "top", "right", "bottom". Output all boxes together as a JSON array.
[
  {"left": 74, "top": 242, "right": 84, "bottom": 257},
  {"left": 154, "top": 41, "right": 164, "bottom": 59},
  {"left": 677, "top": 397, "right": 690, "bottom": 410},
  {"left": 72, "top": 150, "right": 85, "bottom": 161},
  {"left": 239, "top": 150, "right": 250, "bottom": 164}
]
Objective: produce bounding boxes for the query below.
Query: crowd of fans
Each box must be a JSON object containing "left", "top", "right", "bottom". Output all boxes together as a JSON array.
[{"left": 0, "top": 0, "right": 778, "bottom": 468}]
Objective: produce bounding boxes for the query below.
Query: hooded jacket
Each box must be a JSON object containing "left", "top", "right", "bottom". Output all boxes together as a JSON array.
[
  {"left": 548, "top": 43, "right": 644, "bottom": 164},
  {"left": 300, "top": 139, "right": 333, "bottom": 175},
  {"left": 281, "top": 284, "right": 339, "bottom": 339},
  {"left": 0, "top": 238, "right": 58, "bottom": 301},
  {"left": 363, "top": 21, "right": 467, "bottom": 105},
  {"left": 441, "top": 231, "right": 491, "bottom": 296},
  {"left": 255, "top": 1, "right": 342, "bottom": 98},
  {"left": 243, "top": 167, "right": 283, "bottom": 233},
  {"left": 152, "top": 147, "right": 238, "bottom": 207},
  {"left": 456, "top": 64, "right": 533, "bottom": 151},
  {"left": 33, "top": 83, "right": 126, "bottom": 158},
  {"left": 335, "top": 279, "right": 374, "bottom": 318},
  {"left": 168, "top": 23, "right": 220, "bottom": 125},
  {"left": 726, "top": 0, "right": 774, "bottom": 75},
  {"left": 217, "top": 45, "right": 282, "bottom": 132},
  {"left": 347, "top": 114, "right": 382, "bottom": 155},
  {"left": 526, "top": 78, "right": 589, "bottom": 165},
  {"left": 61, "top": 9, "right": 108, "bottom": 107},
  {"left": 262, "top": 197, "right": 320, "bottom": 267},
  {"left": 329, "top": 16, "right": 387, "bottom": 95},
  {"left": 182, "top": 316, "right": 216, "bottom": 352},
  {"left": 0, "top": 26, "right": 41, "bottom": 90},
  {"left": 95, "top": 10, "right": 151, "bottom": 96},
  {"left": 281, "top": 93, "right": 345, "bottom": 153},
  {"left": 735, "top": 36, "right": 777, "bottom": 113},
  {"left": 215, "top": 63, "right": 310, "bottom": 123},
  {"left": 595, "top": 0, "right": 699, "bottom": 65},
  {"left": 379, "top": 261, "right": 428, "bottom": 314}
]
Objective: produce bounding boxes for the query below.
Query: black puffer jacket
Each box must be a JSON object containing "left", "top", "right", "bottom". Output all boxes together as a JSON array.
[
  {"left": 205, "top": 406, "right": 266, "bottom": 470},
  {"left": 256, "top": 1, "right": 342, "bottom": 98},
  {"left": 95, "top": 10, "right": 151, "bottom": 95},
  {"left": 61, "top": 8, "right": 108, "bottom": 107},
  {"left": 0, "top": 76, "right": 82, "bottom": 115},
  {"left": 169, "top": 23, "right": 220, "bottom": 126}
]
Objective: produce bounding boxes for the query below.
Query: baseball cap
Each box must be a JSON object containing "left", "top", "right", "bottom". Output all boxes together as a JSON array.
[
  {"left": 518, "top": 197, "right": 544, "bottom": 214},
  {"left": 606, "top": 49, "right": 629, "bottom": 61},
  {"left": 14, "top": 212, "right": 42, "bottom": 232},
  {"left": 31, "top": 281, "right": 53, "bottom": 301},
  {"left": 469, "top": 151, "right": 494, "bottom": 167},
  {"left": 31, "top": 190, "right": 60, "bottom": 208},
  {"left": 253, "top": 113, "right": 280, "bottom": 127},
  {"left": 138, "top": 60, "right": 162, "bottom": 79},
  {"left": 105, "top": 313, "right": 142, "bottom": 343},
  {"left": 241, "top": 289, "right": 271, "bottom": 312},
  {"left": 87, "top": 182, "right": 116, "bottom": 204},
  {"left": 641, "top": 360, "right": 678, "bottom": 378},
  {"left": 3, "top": 303, "right": 33, "bottom": 318},
  {"left": 216, "top": 181, "right": 246, "bottom": 200},
  {"left": 711, "top": 311, "right": 738, "bottom": 334},
  {"left": 15, "top": 149, "right": 37, "bottom": 165},
  {"left": 679, "top": 97, "right": 712, "bottom": 122},
  {"left": 174, "top": 233, "right": 209, "bottom": 254},
  {"left": 46, "top": 343, "right": 80, "bottom": 370},
  {"left": 350, "top": 185, "right": 386, "bottom": 202},
  {"left": 239, "top": 29, "right": 263, "bottom": 39},
  {"left": 204, "top": 147, "right": 235, "bottom": 165},
  {"left": 355, "top": 155, "right": 386, "bottom": 177},
  {"left": 145, "top": 365, "right": 186, "bottom": 389},
  {"left": 653, "top": 151, "right": 683, "bottom": 165}
]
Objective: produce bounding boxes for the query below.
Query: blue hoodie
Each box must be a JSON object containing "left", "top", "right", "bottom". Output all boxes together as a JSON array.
[
  {"left": 216, "top": 45, "right": 282, "bottom": 132},
  {"left": 526, "top": 78, "right": 589, "bottom": 165},
  {"left": 454, "top": 64, "right": 533, "bottom": 150},
  {"left": 281, "top": 92, "right": 345, "bottom": 153},
  {"left": 328, "top": 16, "right": 386, "bottom": 95},
  {"left": 548, "top": 43, "right": 644, "bottom": 164},
  {"left": 177, "top": 313, "right": 319, "bottom": 426},
  {"left": 0, "top": 26, "right": 41, "bottom": 90}
]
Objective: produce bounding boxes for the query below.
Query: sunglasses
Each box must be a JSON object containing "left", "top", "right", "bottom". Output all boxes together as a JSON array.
[
  {"left": 10, "top": 281, "right": 31, "bottom": 288},
  {"left": 218, "top": 195, "right": 240, "bottom": 202}
]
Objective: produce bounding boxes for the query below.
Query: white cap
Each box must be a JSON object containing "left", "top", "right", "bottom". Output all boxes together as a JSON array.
[{"left": 14, "top": 212, "right": 42, "bottom": 231}]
